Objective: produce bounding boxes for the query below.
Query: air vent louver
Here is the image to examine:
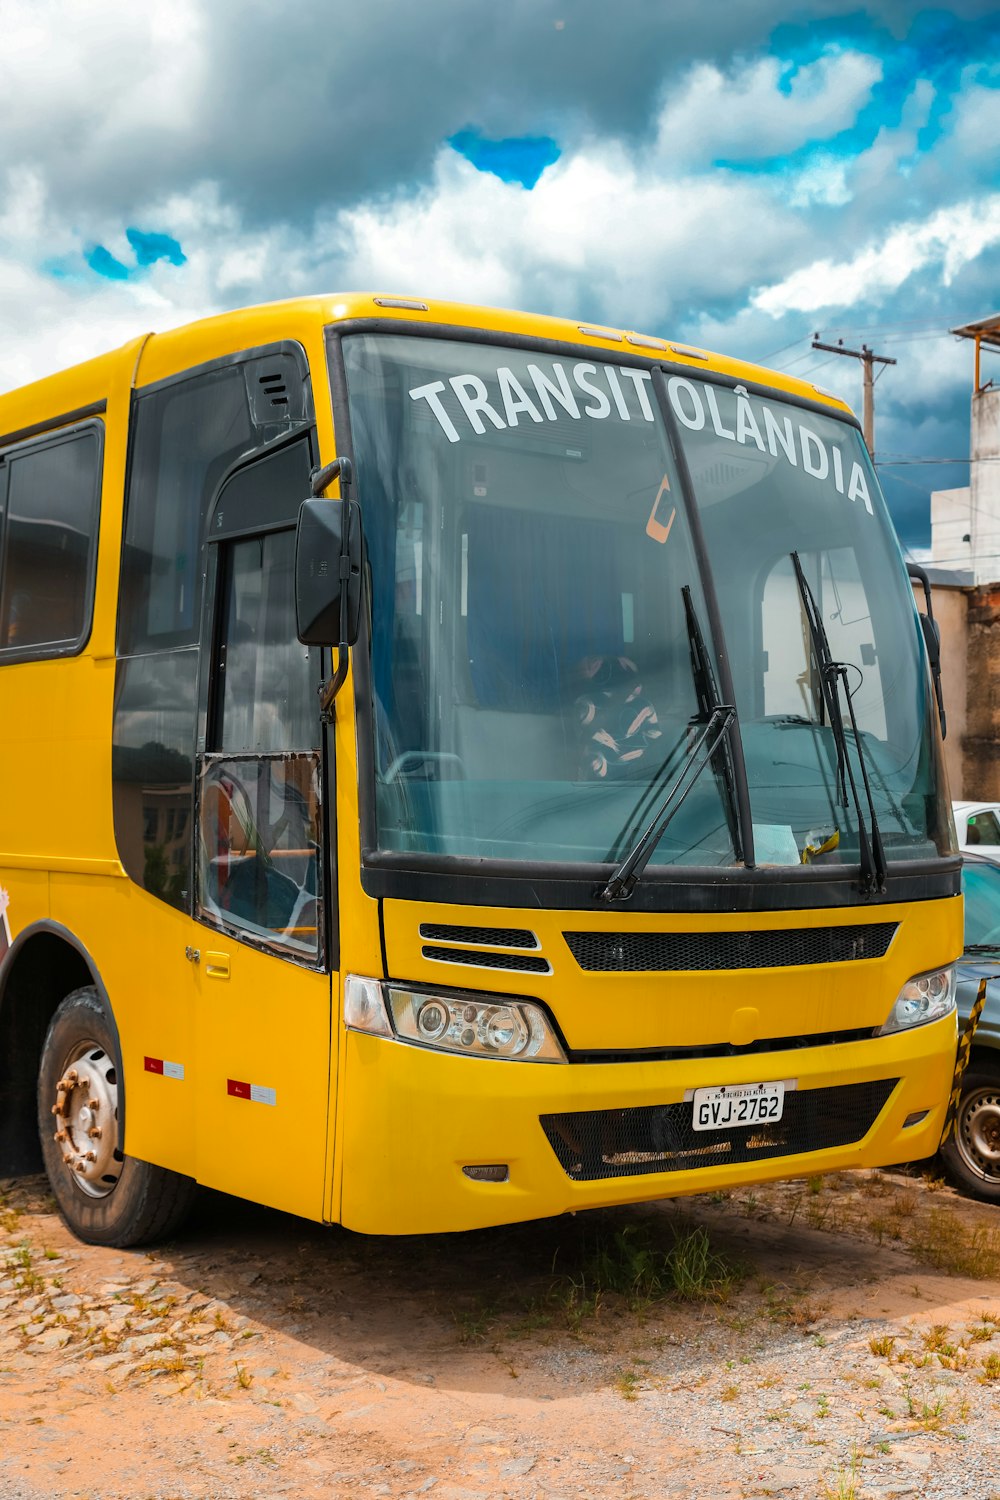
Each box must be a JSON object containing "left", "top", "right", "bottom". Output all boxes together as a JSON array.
[
  {"left": 419, "top": 923, "right": 538, "bottom": 949},
  {"left": 422, "top": 946, "right": 550, "bottom": 974}
]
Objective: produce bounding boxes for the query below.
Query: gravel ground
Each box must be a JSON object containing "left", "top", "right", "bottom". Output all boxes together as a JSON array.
[{"left": 1, "top": 1168, "right": 999, "bottom": 1498}]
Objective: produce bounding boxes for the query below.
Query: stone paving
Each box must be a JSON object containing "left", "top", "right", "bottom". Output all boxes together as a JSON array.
[{"left": 1, "top": 1171, "right": 999, "bottom": 1497}]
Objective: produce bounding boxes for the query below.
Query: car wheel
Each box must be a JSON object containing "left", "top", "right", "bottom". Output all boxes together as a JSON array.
[
  {"left": 37, "top": 986, "right": 197, "bottom": 1247},
  {"left": 940, "top": 1058, "right": 1000, "bottom": 1203}
]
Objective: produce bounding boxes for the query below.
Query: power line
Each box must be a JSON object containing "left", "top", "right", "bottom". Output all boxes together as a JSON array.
[{"left": 758, "top": 335, "right": 812, "bottom": 363}]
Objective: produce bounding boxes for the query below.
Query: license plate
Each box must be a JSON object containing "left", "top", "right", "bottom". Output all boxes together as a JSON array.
[{"left": 692, "top": 1081, "right": 785, "bottom": 1132}]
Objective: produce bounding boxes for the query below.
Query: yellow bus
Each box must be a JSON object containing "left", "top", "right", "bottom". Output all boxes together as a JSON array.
[{"left": 0, "top": 294, "right": 961, "bottom": 1245}]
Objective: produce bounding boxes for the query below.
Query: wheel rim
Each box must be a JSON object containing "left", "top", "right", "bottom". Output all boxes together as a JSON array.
[
  {"left": 955, "top": 1085, "right": 1000, "bottom": 1184},
  {"left": 50, "top": 1040, "right": 122, "bottom": 1198}
]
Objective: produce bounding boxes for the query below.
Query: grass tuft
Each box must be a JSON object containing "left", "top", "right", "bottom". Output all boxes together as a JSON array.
[{"left": 907, "top": 1208, "right": 1000, "bottom": 1279}]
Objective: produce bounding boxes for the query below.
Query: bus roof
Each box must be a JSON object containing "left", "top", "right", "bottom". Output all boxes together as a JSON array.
[{"left": 1, "top": 293, "right": 853, "bottom": 438}]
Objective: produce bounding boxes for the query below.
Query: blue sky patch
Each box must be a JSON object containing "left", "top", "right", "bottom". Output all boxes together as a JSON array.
[
  {"left": 51, "top": 228, "right": 187, "bottom": 284},
  {"left": 127, "top": 227, "right": 186, "bottom": 267},
  {"left": 449, "top": 129, "right": 560, "bottom": 188},
  {"left": 86, "top": 245, "right": 131, "bottom": 281}
]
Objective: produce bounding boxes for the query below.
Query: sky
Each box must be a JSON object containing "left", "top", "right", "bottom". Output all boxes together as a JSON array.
[{"left": 2, "top": 0, "right": 999, "bottom": 553}]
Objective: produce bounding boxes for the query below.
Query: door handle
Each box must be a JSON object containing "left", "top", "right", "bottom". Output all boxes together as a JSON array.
[{"left": 205, "top": 951, "right": 231, "bottom": 980}]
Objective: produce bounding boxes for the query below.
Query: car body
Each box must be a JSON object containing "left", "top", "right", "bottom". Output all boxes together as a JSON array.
[
  {"left": 952, "top": 801, "right": 1000, "bottom": 854},
  {"left": 939, "top": 852, "right": 1000, "bottom": 1200}
]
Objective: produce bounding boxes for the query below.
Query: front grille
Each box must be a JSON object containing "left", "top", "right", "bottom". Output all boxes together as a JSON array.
[
  {"left": 419, "top": 923, "right": 538, "bottom": 949},
  {"left": 540, "top": 1078, "right": 898, "bottom": 1181},
  {"left": 564, "top": 923, "right": 898, "bottom": 972},
  {"left": 421, "top": 945, "right": 550, "bottom": 973}
]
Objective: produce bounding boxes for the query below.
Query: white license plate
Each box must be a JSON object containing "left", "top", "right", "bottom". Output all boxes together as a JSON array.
[{"left": 692, "top": 1081, "right": 785, "bottom": 1132}]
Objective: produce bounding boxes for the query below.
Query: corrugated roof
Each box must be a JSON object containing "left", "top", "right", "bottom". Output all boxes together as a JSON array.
[{"left": 951, "top": 314, "right": 1000, "bottom": 349}]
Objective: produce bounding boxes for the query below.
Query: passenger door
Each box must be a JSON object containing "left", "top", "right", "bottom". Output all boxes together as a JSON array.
[{"left": 192, "top": 432, "right": 335, "bottom": 1217}]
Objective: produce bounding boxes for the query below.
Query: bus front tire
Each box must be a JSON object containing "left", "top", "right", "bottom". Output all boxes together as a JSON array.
[{"left": 37, "top": 986, "right": 197, "bottom": 1247}]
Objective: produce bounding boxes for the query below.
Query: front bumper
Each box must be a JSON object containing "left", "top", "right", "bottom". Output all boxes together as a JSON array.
[{"left": 337, "top": 1011, "right": 957, "bottom": 1234}]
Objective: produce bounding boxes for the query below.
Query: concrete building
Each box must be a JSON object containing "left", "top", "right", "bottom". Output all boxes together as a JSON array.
[{"left": 924, "top": 315, "right": 1000, "bottom": 801}]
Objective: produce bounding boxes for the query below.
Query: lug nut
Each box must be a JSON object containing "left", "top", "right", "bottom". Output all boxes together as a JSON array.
[
  {"left": 62, "top": 1154, "right": 74, "bottom": 1166},
  {"left": 88, "top": 1126, "right": 102, "bottom": 1140},
  {"left": 78, "top": 1078, "right": 90, "bottom": 1091},
  {"left": 84, "top": 1151, "right": 97, "bottom": 1162},
  {"left": 54, "top": 1131, "right": 67, "bottom": 1144},
  {"left": 88, "top": 1100, "right": 100, "bottom": 1112},
  {"left": 74, "top": 1162, "right": 87, "bottom": 1174},
  {"left": 50, "top": 1104, "right": 60, "bottom": 1116}
]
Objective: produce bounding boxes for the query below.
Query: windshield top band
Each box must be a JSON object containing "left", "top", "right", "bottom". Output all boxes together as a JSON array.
[{"left": 326, "top": 319, "right": 861, "bottom": 432}]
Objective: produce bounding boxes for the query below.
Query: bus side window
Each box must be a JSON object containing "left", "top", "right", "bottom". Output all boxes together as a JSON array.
[{"left": 0, "top": 425, "right": 102, "bottom": 658}]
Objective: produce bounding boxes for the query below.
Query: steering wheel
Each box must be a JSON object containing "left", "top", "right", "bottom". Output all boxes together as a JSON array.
[{"left": 383, "top": 751, "right": 465, "bottom": 783}]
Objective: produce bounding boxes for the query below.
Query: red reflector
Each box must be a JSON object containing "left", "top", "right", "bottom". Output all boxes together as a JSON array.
[
  {"left": 144, "top": 1057, "right": 164, "bottom": 1074},
  {"left": 227, "top": 1078, "right": 251, "bottom": 1099}
]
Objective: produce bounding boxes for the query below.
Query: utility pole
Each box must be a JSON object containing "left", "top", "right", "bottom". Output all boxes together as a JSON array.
[{"left": 811, "top": 336, "right": 897, "bottom": 456}]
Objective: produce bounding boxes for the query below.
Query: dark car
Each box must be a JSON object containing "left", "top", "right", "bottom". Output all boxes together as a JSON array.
[{"left": 939, "top": 853, "right": 1000, "bottom": 1201}]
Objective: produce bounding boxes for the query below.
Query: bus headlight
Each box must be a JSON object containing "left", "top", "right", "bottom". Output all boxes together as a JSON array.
[
  {"left": 878, "top": 965, "right": 956, "bottom": 1035},
  {"left": 344, "top": 975, "right": 566, "bottom": 1062},
  {"left": 391, "top": 985, "right": 566, "bottom": 1062}
]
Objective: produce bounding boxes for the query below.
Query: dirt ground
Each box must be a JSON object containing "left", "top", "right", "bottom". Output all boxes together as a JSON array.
[{"left": 2, "top": 1167, "right": 1000, "bottom": 1500}]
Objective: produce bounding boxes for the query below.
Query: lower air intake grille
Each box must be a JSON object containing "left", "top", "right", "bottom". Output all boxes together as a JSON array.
[
  {"left": 540, "top": 1078, "right": 898, "bottom": 1181},
  {"left": 564, "top": 923, "right": 898, "bottom": 972},
  {"left": 422, "top": 946, "right": 550, "bottom": 973}
]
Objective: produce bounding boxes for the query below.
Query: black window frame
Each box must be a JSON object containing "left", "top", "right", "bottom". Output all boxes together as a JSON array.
[
  {"left": 112, "top": 338, "right": 318, "bottom": 921},
  {"left": 116, "top": 339, "right": 313, "bottom": 659},
  {"left": 0, "top": 418, "right": 104, "bottom": 665},
  {"left": 192, "top": 425, "right": 329, "bottom": 972}
]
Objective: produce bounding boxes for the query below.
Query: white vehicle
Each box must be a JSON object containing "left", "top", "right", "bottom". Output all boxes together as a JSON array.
[{"left": 953, "top": 801, "right": 1000, "bottom": 853}]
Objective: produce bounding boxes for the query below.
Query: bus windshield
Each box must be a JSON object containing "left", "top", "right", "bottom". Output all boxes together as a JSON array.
[{"left": 341, "top": 332, "right": 952, "bottom": 873}]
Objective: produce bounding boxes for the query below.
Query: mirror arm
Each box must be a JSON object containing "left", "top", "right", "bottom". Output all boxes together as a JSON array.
[
  {"left": 319, "top": 552, "right": 354, "bottom": 721},
  {"left": 311, "top": 455, "right": 353, "bottom": 499},
  {"left": 313, "top": 456, "right": 356, "bottom": 721},
  {"left": 319, "top": 647, "right": 349, "bottom": 723}
]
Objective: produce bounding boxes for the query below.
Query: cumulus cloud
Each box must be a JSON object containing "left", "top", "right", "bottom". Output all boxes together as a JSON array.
[
  {"left": 654, "top": 50, "right": 883, "bottom": 165},
  {"left": 3, "top": 1, "right": 1000, "bottom": 549},
  {"left": 752, "top": 197, "right": 1000, "bottom": 313}
]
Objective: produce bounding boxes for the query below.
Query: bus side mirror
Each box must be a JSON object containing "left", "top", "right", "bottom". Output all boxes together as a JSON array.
[
  {"left": 908, "top": 561, "right": 947, "bottom": 741},
  {"left": 918, "top": 612, "right": 947, "bottom": 738},
  {"left": 295, "top": 497, "right": 364, "bottom": 647},
  {"left": 919, "top": 611, "right": 940, "bottom": 669}
]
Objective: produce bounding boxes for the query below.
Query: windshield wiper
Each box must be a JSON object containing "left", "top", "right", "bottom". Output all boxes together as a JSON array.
[
  {"left": 598, "top": 704, "right": 736, "bottom": 902},
  {"left": 962, "top": 944, "right": 1000, "bottom": 957},
  {"left": 790, "top": 551, "right": 886, "bottom": 895},
  {"left": 600, "top": 588, "right": 743, "bottom": 897},
  {"left": 682, "top": 585, "right": 743, "bottom": 863}
]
